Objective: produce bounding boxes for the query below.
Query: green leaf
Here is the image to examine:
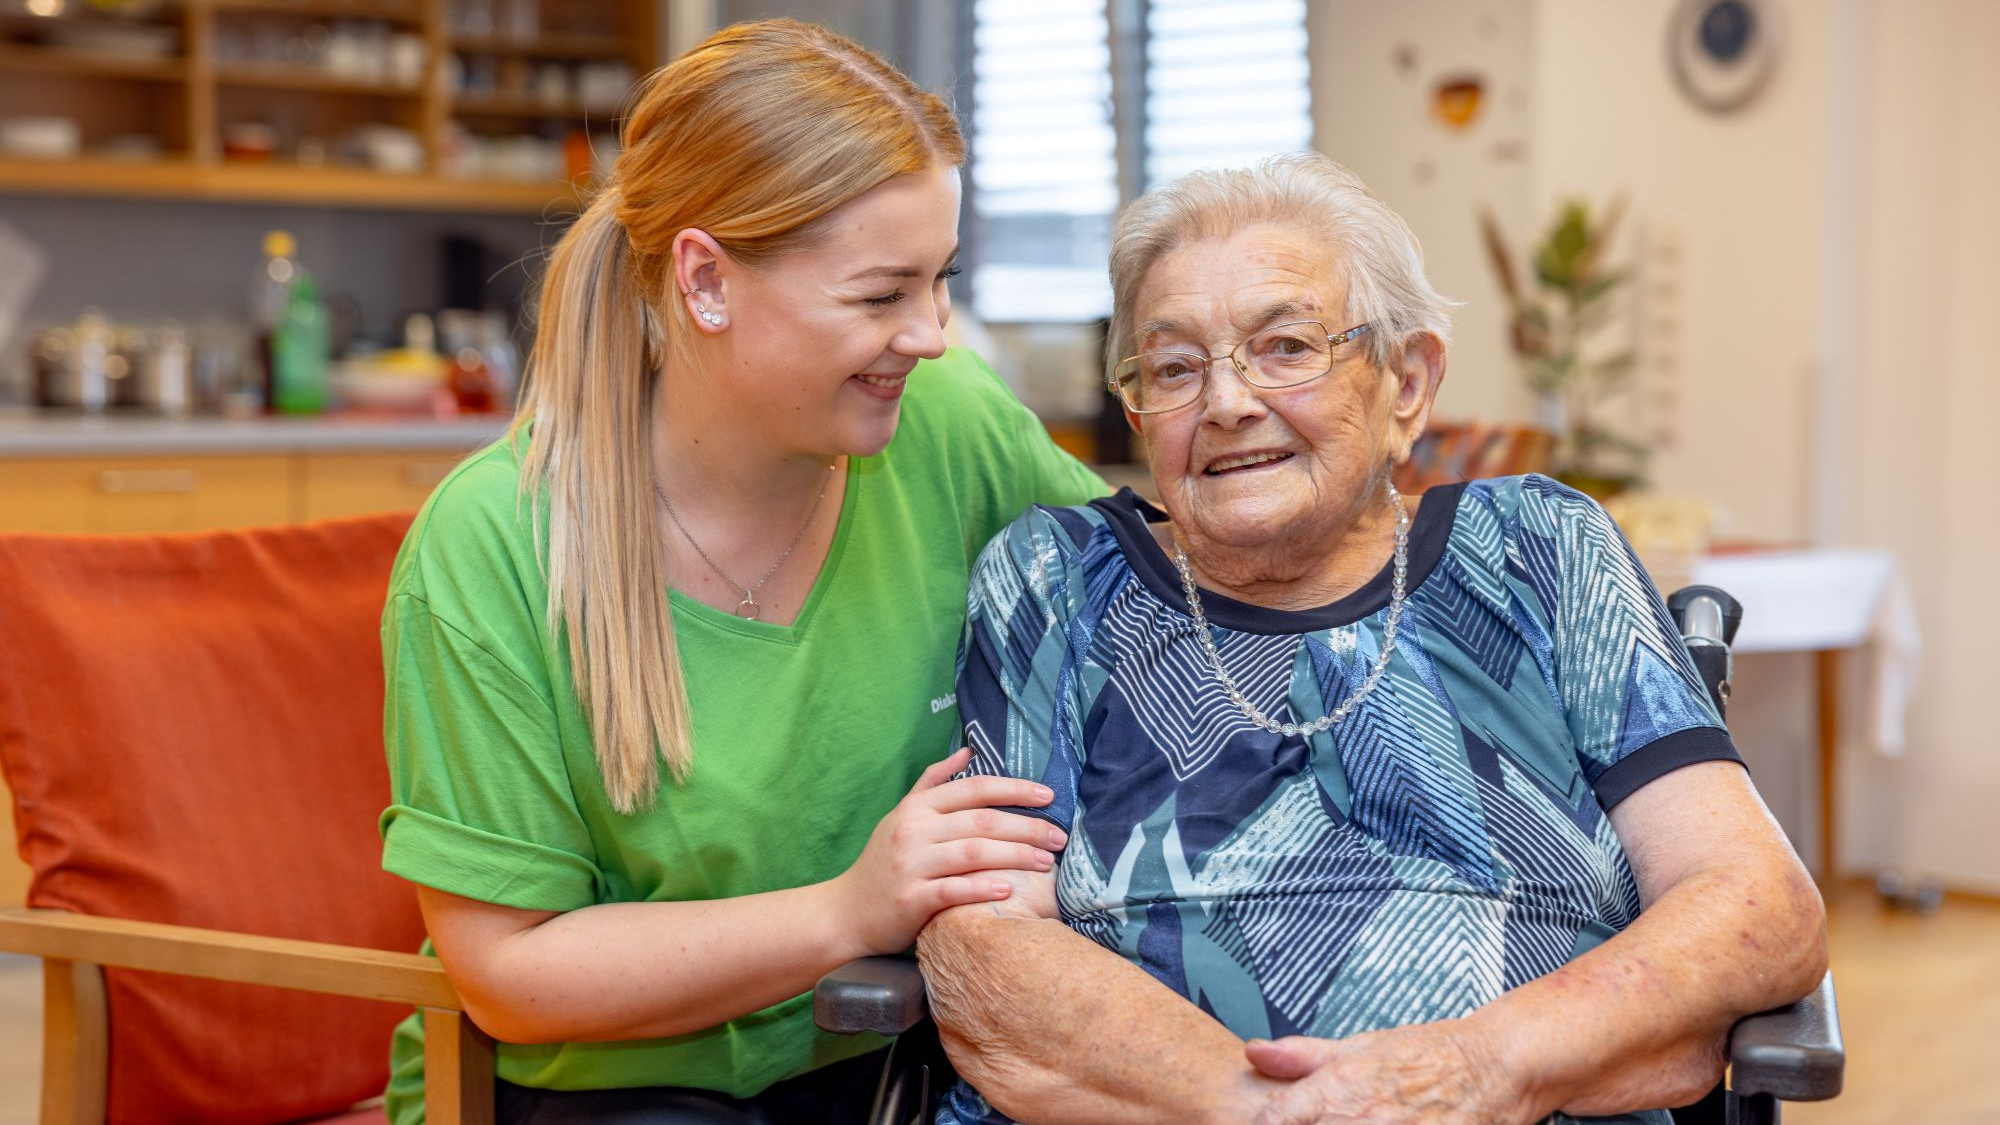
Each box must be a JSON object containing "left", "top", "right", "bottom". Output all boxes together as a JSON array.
[{"left": 1533, "top": 248, "right": 1572, "bottom": 290}]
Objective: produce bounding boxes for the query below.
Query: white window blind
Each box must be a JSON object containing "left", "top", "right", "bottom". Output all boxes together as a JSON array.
[
  {"left": 1144, "top": 0, "right": 1313, "bottom": 187},
  {"left": 968, "top": 0, "right": 1119, "bottom": 322},
  {"left": 966, "top": 0, "right": 1313, "bottom": 323}
]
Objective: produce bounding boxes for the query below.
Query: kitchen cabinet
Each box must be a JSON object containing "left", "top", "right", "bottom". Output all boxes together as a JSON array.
[
  {"left": 0, "top": 453, "right": 295, "bottom": 533},
  {"left": 0, "top": 854, "right": 22, "bottom": 907},
  {"left": 0, "top": 447, "right": 491, "bottom": 531},
  {"left": 0, "top": 409, "right": 509, "bottom": 531},
  {"left": 0, "top": 0, "right": 661, "bottom": 213},
  {"left": 299, "top": 449, "right": 466, "bottom": 520}
]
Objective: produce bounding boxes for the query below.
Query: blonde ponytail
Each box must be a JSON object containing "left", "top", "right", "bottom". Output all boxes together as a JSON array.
[
  {"left": 510, "top": 19, "right": 963, "bottom": 811},
  {"left": 511, "top": 190, "right": 690, "bottom": 811}
]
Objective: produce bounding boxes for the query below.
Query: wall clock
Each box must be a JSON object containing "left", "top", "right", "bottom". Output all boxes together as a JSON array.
[{"left": 1668, "top": 0, "right": 1780, "bottom": 114}]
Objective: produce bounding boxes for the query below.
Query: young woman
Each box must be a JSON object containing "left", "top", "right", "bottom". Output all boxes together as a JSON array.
[{"left": 377, "top": 20, "right": 1104, "bottom": 1124}]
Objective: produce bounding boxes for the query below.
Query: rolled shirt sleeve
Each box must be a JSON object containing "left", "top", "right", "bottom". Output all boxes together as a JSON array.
[{"left": 379, "top": 593, "right": 604, "bottom": 912}]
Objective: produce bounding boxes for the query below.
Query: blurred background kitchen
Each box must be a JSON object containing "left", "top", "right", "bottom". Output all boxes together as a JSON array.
[{"left": 0, "top": 1, "right": 1994, "bottom": 1122}]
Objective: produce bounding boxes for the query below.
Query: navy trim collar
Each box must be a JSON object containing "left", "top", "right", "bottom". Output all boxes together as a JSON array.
[{"left": 1088, "top": 481, "right": 1468, "bottom": 635}]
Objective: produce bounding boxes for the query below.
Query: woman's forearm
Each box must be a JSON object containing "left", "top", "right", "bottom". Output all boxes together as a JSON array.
[
  {"left": 426, "top": 881, "right": 867, "bottom": 1044},
  {"left": 917, "top": 901, "right": 1280, "bottom": 1125},
  {"left": 1463, "top": 849, "right": 1827, "bottom": 1119},
  {"left": 424, "top": 757, "right": 1065, "bottom": 1046}
]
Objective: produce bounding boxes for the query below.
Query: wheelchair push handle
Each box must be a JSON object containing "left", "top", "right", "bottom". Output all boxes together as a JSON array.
[
  {"left": 1669, "top": 585, "right": 1742, "bottom": 719},
  {"left": 1668, "top": 585, "right": 1742, "bottom": 645}
]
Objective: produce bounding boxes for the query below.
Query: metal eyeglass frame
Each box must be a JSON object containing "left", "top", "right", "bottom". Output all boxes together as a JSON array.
[{"left": 1108, "top": 321, "right": 1375, "bottom": 415}]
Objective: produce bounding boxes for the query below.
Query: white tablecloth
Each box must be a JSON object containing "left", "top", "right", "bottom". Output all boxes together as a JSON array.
[{"left": 1689, "top": 549, "right": 1921, "bottom": 755}]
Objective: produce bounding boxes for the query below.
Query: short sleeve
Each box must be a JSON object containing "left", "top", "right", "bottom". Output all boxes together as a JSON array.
[
  {"left": 955, "top": 509, "right": 1092, "bottom": 835},
  {"left": 379, "top": 593, "right": 603, "bottom": 913},
  {"left": 1522, "top": 477, "right": 1744, "bottom": 809}
]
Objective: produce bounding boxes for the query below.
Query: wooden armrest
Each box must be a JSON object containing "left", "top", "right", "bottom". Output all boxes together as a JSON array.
[
  {"left": 11, "top": 907, "right": 494, "bottom": 1125},
  {"left": 0, "top": 906, "right": 460, "bottom": 1009}
]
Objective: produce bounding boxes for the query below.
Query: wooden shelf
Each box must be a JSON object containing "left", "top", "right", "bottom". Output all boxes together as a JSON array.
[
  {"left": 0, "top": 0, "right": 654, "bottom": 213},
  {"left": 206, "top": 0, "right": 427, "bottom": 26},
  {"left": 450, "top": 32, "right": 635, "bottom": 59},
  {"left": 0, "top": 155, "right": 587, "bottom": 213},
  {"left": 452, "top": 95, "right": 621, "bottom": 121},
  {"left": 0, "top": 43, "right": 188, "bottom": 82},
  {"left": 214, "top": 63, "right": 421, "bottom": 96},
  {"left": 0, "top": 9, "right": 189, "bottom": 28}
]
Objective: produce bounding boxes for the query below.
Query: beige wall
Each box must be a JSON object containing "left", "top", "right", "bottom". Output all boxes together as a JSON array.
[
  {"left": 1836, "top": 0, "right": 2000, "bottom": 893},
  {"left": 1314, "top": 0, "right": 1999, "bottom": 891},
  {"left": 1311, "top": 0, "right": 1830, "bottom": 541},
  {"left": 1308, "top": 0, "right": 1538, "bottom": 428},
  {"left": 1314, "top": 0, "right": 1832, "bottom": 540},
  {"left": 1527, "top": 0, "right": 1831, "bottom": 546},
  {"left": 1535, "top": 0, "right": 2000, "bottom": 893}
]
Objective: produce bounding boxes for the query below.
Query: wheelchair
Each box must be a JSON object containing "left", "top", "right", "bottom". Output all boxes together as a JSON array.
[{"left": 815, "top": 586, "right": 1846, "bottom": 1125}]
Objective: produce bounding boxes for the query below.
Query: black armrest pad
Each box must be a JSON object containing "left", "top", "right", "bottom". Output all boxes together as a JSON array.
[
  {"left": 1729, "top": 971, "right": 1844, "bottom": 1101},
  {"left": 813, "top": 955, "right": 930, "bottom": 1036}
]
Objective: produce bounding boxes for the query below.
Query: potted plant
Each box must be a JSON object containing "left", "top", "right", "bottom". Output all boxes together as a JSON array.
[{"left": 1479, "top": 198, "right": 1647, "bottom": 497}]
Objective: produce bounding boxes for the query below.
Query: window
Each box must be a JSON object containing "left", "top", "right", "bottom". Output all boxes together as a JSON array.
[
  {"left": 966, "top": 0, "right": 1121, "bottom": 323},
  {"left": 966, "top": 0, "right": 1313, "bottom": 323},
  {"left": 1143, "top": 0, "right": 1313, "bottom": 187}
]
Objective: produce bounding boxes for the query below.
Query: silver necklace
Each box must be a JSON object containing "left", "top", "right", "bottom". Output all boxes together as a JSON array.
[
  {"left": 1172, "top": 479, "right": 1411, "bottom": 737},
  {"left": 653, "top": 462, "right": 835, "bottom": 621}
]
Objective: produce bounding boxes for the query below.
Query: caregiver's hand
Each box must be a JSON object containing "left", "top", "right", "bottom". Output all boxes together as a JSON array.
[
  {"left": 1245, "top": 1021, "right": 1530, "bottom": 1125},
  {"left": 833, "top": 747, "right": 1066, "bottom": 954}
]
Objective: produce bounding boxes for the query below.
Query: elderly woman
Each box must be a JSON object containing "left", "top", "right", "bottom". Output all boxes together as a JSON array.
[{"left": 915, "top": 154, "right": 1827, "bottom": 1125}]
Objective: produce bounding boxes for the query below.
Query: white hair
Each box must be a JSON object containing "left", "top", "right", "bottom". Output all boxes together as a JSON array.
[{"left": 1106, "top": 152, "right": 1456, "bottom": 378}]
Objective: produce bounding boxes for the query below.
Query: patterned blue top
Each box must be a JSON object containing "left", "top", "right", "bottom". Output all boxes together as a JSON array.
[{"left": 938, "top": 475, "right": 1741, "bottom": 1125}]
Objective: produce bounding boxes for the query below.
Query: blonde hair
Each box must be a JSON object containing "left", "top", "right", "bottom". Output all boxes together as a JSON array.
[
  {"left": 511, "top": 19, "right": 964, "bottom": 812},
  {"left": 1107, "top": 153, "right": 1455, "bottom": 378}
]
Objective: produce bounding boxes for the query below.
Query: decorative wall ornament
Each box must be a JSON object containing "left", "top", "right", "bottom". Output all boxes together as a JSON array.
[
  {"left": 1668, "top": 0, "right": 1780, "bottom": 114},
  {"left": 1391, "top": 42, "right": 1419, "bottom": 79},
  {"left": 1431, "top": 74, "right": 1486, "bottom": 131}
]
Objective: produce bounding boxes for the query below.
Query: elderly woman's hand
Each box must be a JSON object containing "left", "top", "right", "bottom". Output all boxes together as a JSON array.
[{"left": 1245, "top": 1020, "right": 1532, "bottom": 1125}]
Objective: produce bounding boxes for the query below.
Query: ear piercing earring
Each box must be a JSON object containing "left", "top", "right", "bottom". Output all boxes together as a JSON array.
[{"left": 694, "top": 303, "right": 723, "bottom": 327}]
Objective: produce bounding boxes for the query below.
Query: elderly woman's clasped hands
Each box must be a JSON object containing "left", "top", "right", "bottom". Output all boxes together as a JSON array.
[
  {"left": 1243, "top": 1002, "right": 1737, "bottom": 1124},
  {"left": 1243, "top": 1024, "right": 1523, "bottom": 1125}
]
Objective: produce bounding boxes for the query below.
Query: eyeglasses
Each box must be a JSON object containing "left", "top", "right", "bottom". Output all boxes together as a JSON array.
[{"left": 1108, "top": 321, "right": 1374, "bottom": 415}]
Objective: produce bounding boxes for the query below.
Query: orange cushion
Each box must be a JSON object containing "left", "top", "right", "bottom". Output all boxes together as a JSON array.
[{"left": 0, "top": 514, "right": 427, "bottom": 1125}]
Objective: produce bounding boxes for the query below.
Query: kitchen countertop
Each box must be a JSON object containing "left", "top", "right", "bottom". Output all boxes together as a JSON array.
[
  {"left": 0, "top": 408, "right": 514, "bottom": 457},
  {"left": 0, "top": 410, "right": 1165, "bottom": 497}
]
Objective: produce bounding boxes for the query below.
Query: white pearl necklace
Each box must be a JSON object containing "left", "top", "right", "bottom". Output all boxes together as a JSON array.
[{"left": 1171, "top": 481, "right": 1411, "bottom": 738}]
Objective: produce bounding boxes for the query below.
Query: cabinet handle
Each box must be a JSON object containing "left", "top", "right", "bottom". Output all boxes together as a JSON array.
[
  {"left": 401, "top": 461, "right": 457, "bottom": 489},
  {"left": 98, "top": 469, "right": 200, "bottom": 495}
]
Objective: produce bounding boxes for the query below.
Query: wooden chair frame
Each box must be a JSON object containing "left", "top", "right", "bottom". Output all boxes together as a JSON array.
[{"left": 0, "top": 907, "right": 493, "bottom": 1125}]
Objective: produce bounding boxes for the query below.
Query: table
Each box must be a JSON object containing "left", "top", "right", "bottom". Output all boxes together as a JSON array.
[{"left": 1688, "top": 549, "right": 1919, "bottom": 883}]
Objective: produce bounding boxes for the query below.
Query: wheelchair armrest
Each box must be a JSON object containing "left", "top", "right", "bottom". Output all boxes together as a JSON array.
[
  {"left": 814, "top": 955, "right": 930, "bottom": 1036},
  {"left": 1728, "top": 971, "right": 1844, "bottom": 1101}
]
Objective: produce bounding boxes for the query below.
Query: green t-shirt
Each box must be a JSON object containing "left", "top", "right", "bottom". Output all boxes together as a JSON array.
[{"left": 379, "top": 349, "right": 1107, "bottom": 1122}]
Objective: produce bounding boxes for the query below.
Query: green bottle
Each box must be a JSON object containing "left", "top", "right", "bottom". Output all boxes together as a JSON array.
[{"left": 272, "top": 272, "right": 329, "bottom": 415}]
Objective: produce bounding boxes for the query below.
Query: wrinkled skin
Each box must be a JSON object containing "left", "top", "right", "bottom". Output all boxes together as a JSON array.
[
  {"left": 1244, "top": 1022, "right": 1527, "bottom": 1125},
  {"left": 1124, "top": 221, "right": 1445, "bottom": 609}
]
